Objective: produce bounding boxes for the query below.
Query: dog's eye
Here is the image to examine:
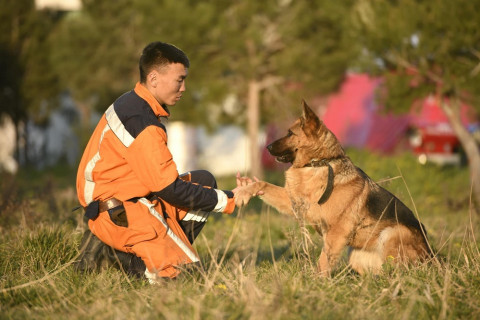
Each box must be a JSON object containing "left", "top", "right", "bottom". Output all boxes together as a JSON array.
[{"left": 287, "top": 130, "right": 293, "bottom": 137}]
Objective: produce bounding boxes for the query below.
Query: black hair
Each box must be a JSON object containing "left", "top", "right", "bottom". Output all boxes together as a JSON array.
[{"left": 139, "top": 41, "right": 190, "bottom": 83}]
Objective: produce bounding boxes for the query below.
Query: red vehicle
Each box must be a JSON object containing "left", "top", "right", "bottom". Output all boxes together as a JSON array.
[
  {"left": 408, "top": 95, "right": 478, "bottom": 165},
  {"left": 408, "top": 124, "right": 461, "bottom": 165}
]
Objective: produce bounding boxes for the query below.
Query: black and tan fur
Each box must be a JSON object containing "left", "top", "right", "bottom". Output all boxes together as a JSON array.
[{"left": 235, "top": 100, "right": 433, "bottom": 275}]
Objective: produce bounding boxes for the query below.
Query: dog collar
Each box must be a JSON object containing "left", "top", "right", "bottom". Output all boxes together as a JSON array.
[
  {"left": 304, "top": 158, "right": 334, "bottom": 205},
  {"left": 306, "top": 159, "right": 329, "bottom": 167}
]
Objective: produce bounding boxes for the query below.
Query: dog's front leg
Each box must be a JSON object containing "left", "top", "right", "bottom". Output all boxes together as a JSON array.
[
  {"left": 257, "top": 182, "right": 294, "bottom": 216},
  {"left": 317, "top": 233, "right": 348, "bottom": 276},
  {"left": 317, "top": 249, "right": 330, "bottom": 277},
  {"left": 235, "top": 181, "right": 294, "bottom": 215}
]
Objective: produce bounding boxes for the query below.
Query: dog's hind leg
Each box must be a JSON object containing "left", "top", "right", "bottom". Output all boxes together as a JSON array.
[
  {"left": 348, "top": 249, "right": 383, "bottom": 275},
  {"left": 382, "top": 226, "right": 431, "bottom": 264}
]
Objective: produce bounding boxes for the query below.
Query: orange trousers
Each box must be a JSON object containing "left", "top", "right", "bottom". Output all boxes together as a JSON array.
[{"left": 88, "top": 197, "right": 199, "bottom": 278}]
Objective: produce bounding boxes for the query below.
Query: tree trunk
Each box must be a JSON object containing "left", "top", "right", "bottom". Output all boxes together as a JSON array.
[
  {"left": 441, "top": 100, "right": 480, "bottom": 211},
  {"left": 247, "top": 80, "right": 263, "bottom": 179},
  {"left": 17, "top": 119, "right": 28, "bottom": 166},
  {"left": 75, "top": 100, "right": 92, "bottom": 127},
  {"left": 13, "top": 120, "right": 20, "bottom": 168}
]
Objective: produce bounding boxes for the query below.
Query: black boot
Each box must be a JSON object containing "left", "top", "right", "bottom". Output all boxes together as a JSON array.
[
  {"left": 75, "top": 229, "right": 146, "bottom": 278},
  {"left": 103, "top": 247, "right": 146, "bottom": 278}
]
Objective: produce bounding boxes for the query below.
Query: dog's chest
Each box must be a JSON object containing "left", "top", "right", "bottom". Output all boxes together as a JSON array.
[
  {"left": 285, "top": 167, "right": 328, "bottom": 199},
  {"left": 285, "top": 168, "right": 326, "bottom": 221},
  {"left": 290, "top": 197, "right": 310, "bottom": 220}
]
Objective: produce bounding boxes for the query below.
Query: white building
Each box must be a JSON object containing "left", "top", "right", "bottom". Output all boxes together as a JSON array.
[
  {"left": 0, "top": 116, "right": 17, "bottom": 174},
  {"left": 166, "top": 122, "right": 261, "bottom": 177},
  {"left": 35, "top": 0, "right": 81, "bottom": 10}
]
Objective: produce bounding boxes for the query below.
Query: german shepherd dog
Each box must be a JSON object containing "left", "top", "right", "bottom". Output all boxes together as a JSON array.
[{"left": 235, "top": 100, "right": 433, "bottom": 276}]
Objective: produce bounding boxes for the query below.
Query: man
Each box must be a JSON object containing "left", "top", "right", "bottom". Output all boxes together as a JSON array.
[{"left": 75, "top": 41, "right": 246, "bottom": 282}]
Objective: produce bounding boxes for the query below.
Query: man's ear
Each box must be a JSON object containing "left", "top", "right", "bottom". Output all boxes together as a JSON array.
[
  {"left": 148, "top": 70, "right": 158, "bottom": 88},
  {"left": 300, "top": 99, "right": 321, "bottom": 135}
]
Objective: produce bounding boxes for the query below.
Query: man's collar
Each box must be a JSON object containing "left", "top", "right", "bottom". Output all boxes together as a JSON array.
[{"left": 134, "top": 82, "right": 170, "bottom": 118}]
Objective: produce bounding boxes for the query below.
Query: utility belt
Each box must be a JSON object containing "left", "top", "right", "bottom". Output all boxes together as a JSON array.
[
  {"left": 82, "top": 173, "right": 192, "bottom": 225},
  {"left": 83, "top": 194, "right": 160, "bottom": 227},
  {"left": 84, "top": 197, "right": 128, "bottom": 227}
]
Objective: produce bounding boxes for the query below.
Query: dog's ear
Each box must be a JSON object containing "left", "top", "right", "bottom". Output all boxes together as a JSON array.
[{"left": 300, "top": 99, "right": 321, "bottom": 135}]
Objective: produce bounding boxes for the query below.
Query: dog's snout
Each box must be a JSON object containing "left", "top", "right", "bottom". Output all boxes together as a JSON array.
[{"left": 266, "top": 143, "right": 273, "bottom": 152}]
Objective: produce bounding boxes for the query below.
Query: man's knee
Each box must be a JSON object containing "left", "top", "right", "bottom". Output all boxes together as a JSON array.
[{"left": 189, "top": 170, "right": 217, "bottom": 188}]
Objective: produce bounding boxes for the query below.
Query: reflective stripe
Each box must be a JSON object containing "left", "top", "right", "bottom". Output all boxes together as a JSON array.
[
  {"left": 144, "top": 269, "right": 160, "bottom": 285},
  {"left": 182, "top": 211, "right": 209, "bottom": 222},
  {"left": 105, "top": 104, "right": 134, "bottom": 147},
  {"left": 213, "top": 189, "right": 228, "bottom": 212},
  {"left": 83, "top": 125, "right": 110, "bottom": 204},
  {"left": 138, "top": 198, "right": 199, "bottom": 263}
]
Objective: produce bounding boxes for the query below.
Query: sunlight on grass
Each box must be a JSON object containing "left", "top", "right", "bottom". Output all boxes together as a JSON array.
[{"left": 0, "top": 150, "right": 479, "bottom": 319}]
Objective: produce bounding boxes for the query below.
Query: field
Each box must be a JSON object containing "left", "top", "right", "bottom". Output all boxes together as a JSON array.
[{"left": 1, "top": 150, "right": 479, "bottom": 319}]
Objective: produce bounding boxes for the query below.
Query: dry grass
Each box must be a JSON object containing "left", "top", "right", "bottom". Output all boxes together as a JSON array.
[{"left": 1, "top": 152, "right": 479, "bottom": 319}]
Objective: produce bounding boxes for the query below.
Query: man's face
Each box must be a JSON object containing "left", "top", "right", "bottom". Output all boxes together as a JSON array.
[{"left": 150, "top": 63, "right": 188, "bottom": 106}]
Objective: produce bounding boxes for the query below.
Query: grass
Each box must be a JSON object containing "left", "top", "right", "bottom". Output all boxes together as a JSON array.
[{"left": 1, "top": 150, "right": 479, "bottom": 319}]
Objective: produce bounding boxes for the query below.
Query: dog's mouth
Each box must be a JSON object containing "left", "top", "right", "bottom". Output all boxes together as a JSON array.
[
  {"left": 275, "top": 156, "right": 290, "bottom": 163},
  {"left": 267, "top": 140, "right": 296, "bottom": 163},
  {"left": 274, "top": 152, "right": 295, "bottom": 163}
]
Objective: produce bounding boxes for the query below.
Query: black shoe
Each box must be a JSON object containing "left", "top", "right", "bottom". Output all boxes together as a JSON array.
[
  {"left": 104, "top": 247, "right": 146, "bottom": 278},
  {"left": 75, "top": 229, "right": 110, "bottom": 273},
  {"left": 75, "top": 229, "right": 146, "bottom": 278}
]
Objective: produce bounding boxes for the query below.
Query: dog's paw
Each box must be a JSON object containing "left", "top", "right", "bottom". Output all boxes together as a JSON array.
[
  {"left": 234, "top": 188, "right": 253, "bottom": 207},
  {"left": 234, "top": 182, "right": 265, "bottom": 207}
]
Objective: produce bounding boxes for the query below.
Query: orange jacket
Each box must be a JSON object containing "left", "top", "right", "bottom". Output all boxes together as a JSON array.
[{"left": 76, "top": 82, "right": 235, "bottom": 214}]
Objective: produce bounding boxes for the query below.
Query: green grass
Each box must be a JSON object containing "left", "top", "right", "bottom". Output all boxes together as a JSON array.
[{"left": 1, "top": 150, "right": 479, "bottom": 319}]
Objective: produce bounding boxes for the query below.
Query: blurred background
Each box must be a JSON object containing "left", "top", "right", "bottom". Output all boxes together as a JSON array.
[
  {"left": 2, "top": 3, "right": 480, "bottom": 317},
  {"left": 1, "top": 0, "right": 480, "bottom": 206}
]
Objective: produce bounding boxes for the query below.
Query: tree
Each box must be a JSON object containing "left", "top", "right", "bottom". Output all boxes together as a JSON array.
[
  {"left": 0, "top": 0, "right": 61, "bottom": 124},
  {"left": 188, "top": 0, "right": 358, "bottom": 177},
  {"left": 0, "top": 0, "right": 62, "bottom": 163},
  {"left": 0, "top": 0, "right": 31, "bottom": 125},
  {"left": 51, "top": 0, "right": 143, "bottom": 124},
  {"left": 353, "top": 0, "right": 480, "bottom": 208}
]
